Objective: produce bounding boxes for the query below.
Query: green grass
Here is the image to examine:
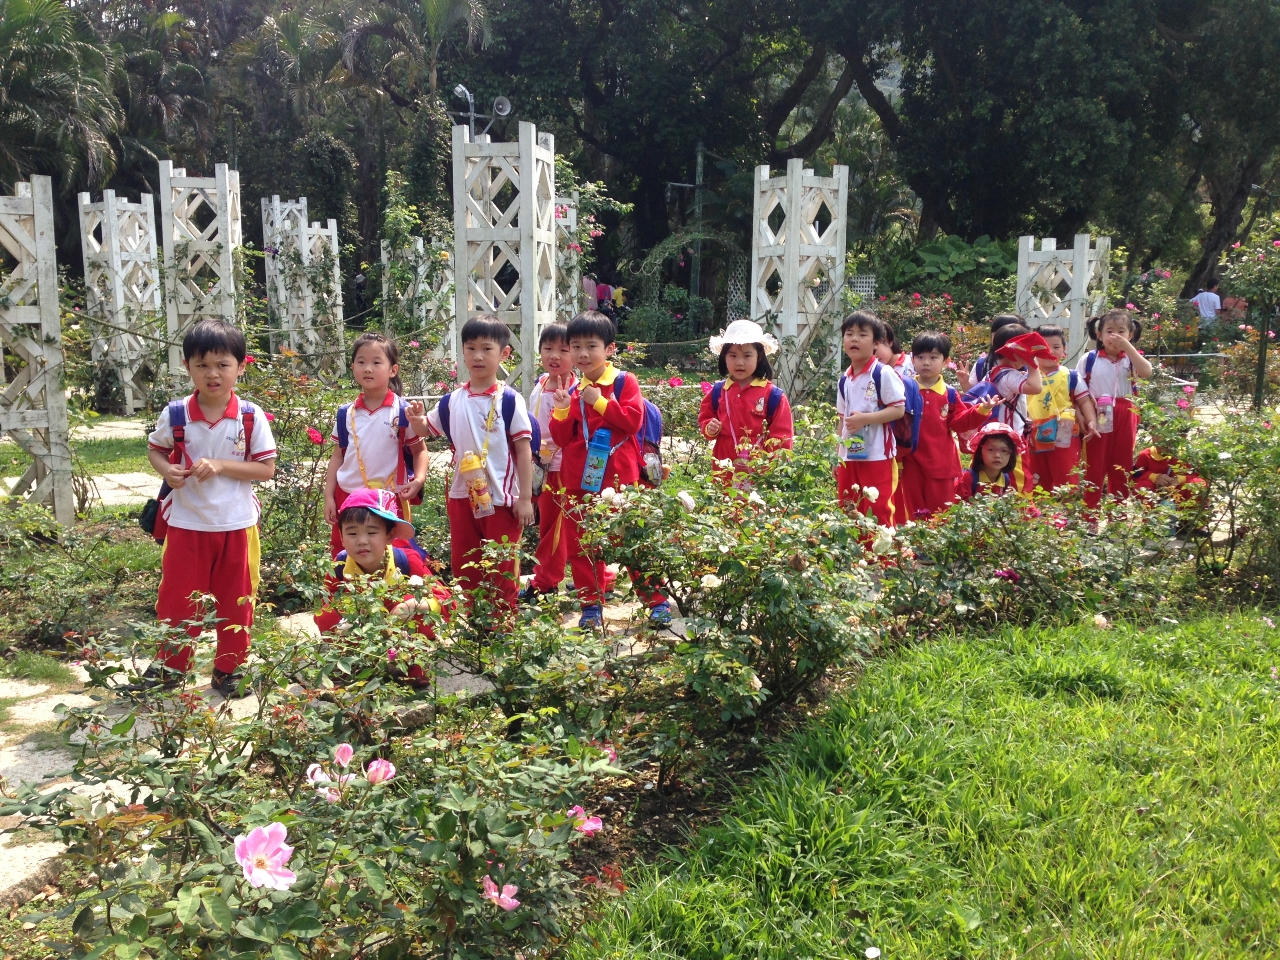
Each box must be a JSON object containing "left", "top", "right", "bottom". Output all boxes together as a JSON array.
[
  {"left": 1, "top": 651, "right": 75, "bottom": 685},
  {"left": 0, "top": 437, "right": 149, "bottom": 476},
  {"left": 575, "top": 613, "right": 1280, "bottom": 959}
]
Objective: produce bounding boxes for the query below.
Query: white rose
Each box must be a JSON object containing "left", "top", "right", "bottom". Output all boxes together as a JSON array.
[
  {"left": 700, "top": 573, "right": 723, "bottom": 589},
  {"left": 1093, "top": 613, "right": 1111, "bottom": 630},
  {"left": 871, "top": 525, "right": 894, "bottom": 555},
  {"left": 1218, "top": 452, "right": 1232, "bottom": 461},
  {"left": 677, "top": 491, "right": 697, "bottom": 512},
  {"left": 748, "top": 490, "right": 765, "bottom": 505},
  {"left": 863, "top": 485, "right": 880, "bottom": 504},
  {"left": 715, "top": 458, "right": 734, "bottom": 470},
  {"left": 407, "top": 575, "right": 424, "bottom": 586},
  {"left": 599, "top": 486, "right": 617, "bottom": 502},
  {"left": 746, "top": 670, "right": 763, "bottom": 692}
]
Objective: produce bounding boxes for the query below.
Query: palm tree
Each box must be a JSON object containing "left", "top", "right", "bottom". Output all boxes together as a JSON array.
[
  {"left": 0, "top": 0, "right": 120, "bottom": 189},
  {"left": 342, "top": 0, "right": 489, "bottom": 100}
]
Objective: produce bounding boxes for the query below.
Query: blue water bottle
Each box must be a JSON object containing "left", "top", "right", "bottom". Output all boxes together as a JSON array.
[{"left": 581, "top": 428, "right": 613, "bottom": 492}]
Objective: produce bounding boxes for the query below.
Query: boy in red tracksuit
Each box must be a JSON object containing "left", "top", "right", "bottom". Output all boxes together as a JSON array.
[
  {"left": 549, "top": 310, "right": 671, "bottom": 630},
  {"left": 314, "top": 489, "right": 451, "bottom": 687},
  {"left": 898, "top": 332, "right": 994, "bottom": 520},
  {"left": 139, "top": 319, "right": 277, "bottom": 698}
]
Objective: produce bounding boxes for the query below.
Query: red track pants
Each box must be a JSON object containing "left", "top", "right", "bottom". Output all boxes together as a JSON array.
[
  {"left": 897, "top": 457, "right": 957, "bottom": 521},
  {"left": 837, "top": 459, "right": 898, "bottom": 526},
  {"left": 1027, "top": 437, "right": 1083, "bottom": 494},
  {"left": 1082, "top": 401, "right": 1139, "bottom": 509},
  {"left": 530, "top": 474, "right": 569, "bottom": 591},
  {"left": 561, "top": 493, "right": 665, "bottom": 608},
  {"left": 447, "top": 496, "right": 522, "bottom": 614}
]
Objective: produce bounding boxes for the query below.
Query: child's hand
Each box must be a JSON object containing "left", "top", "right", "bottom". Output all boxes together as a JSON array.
[
  {"left": 1082, "top": 422, "right": 1101, "bottom": 442},
  {"left": 977, "top": 397, "right": 999, "bottom": 416},
  {"left": 190, "top": 458, "right": 221, "bottom": 481},
  {"left": 957, "top": 367, "right": 973, "bottom": 391},
  {"left": 390, "top": 599, "right": 420, "bottom": 619},
  {"left": 395, "top": 478, "right": 423, "bottom": 499},
  {"left": 514, "top": 496, "right": 535, "bottom": 526},
  {"left": 406, "top": 400, "right": 429, "bottom": 434},
  {"left": 324, "top": 493, "right": 338, "bottom": 524},
  {"left": 581, "top": 383, "right": 603, "bottom": 407},
  {"left": 843, "top": 411, "right": 870, "bottom": 433},
  {"left": 552, "top": 375, "right": 572, "bottom": 409},
  {"left": 705, "top": 418, "right": 722, "bottom": 437},
  {"left": 1153, "top": 473, "right": 1177, "bottom": 489},
  {"left": 163, "top": 462, "right": 191, "bottom": 488},
  {"left": 1104, "top": 331, "right": 1131, "bottom": 354}
]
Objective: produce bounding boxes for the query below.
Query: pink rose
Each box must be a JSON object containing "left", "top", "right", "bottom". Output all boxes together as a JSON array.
[
  {"left": 700, "top": 381, "right": 713, "bottom": 396},
  {"left": 307, "top": 427, "right": 324, "bottom": 445},
  {"left": 668, "top": 377, "right": 684, "bottom": 387},
  {"left": 482, "top": 876, "right": 520, "bottom": 911},
  {"left": 265, "top": 412, "right": 275, "bottom": 421},
  {"left": 1176, "top": 399, "right": 1190, "bottom": 409},
  {"left": 234, "top": 823, "right": 296, "bottom": 890},
  {"left": 365, "top": 759, "right": 396, "bottom": 784},
  {"left": 409, "top": 340, "right": 420, "bottom": 347}
]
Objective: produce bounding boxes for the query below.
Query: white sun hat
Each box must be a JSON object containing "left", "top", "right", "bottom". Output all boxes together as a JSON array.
[{"left": 708, "top": 319, "right": 780, "bottom": 357}]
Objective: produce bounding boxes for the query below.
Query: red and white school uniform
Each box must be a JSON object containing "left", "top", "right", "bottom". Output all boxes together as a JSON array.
[
  {"left": 425, "top": 382, "right": 532, "bottom": 612},
  {"left": 528, "top": 372, "right": 575, "bottom": 592},
  {"left": 1075, "top": 350, "right": 1140, "bottom": 508},
  {"left": 836, "top": 357, "right": 905, "bottom": 526},
  {"left": 329, "top": 390, "right": 421, "bottom": 556},
  {"left": 148, "top": 393, "right": 277, "bottom": 674},
  {"left": 1024, "top": 367, "right": 1090, "bottom": 493},
  {"left": 549, "top": 364, "right": 664, "bottom": 608},
  {"left": 1132, "top": 447, "right": 1206, "bottom": 506},
  {"left": 898, "top": 379, "right": 990, "bottom": 520},
  {"left": 954, "top": 466, "right": 1025, "bottom": 501},
  {"left": 697, "top": 378, "right": 794, "bottom": 467},
  {"left": 891, "top": 353, "right": 916, "bottom": 381}
]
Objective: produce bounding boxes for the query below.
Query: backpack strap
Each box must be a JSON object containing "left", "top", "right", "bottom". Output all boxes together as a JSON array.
[
  {"left": 335, "top": 403, "right": 350, "bottom": 449},
  {"left": 1083, "top": 350, "right": 1097, "bottom": 388},
  {"left": 710, "top": 379, "right": 726, "bottom": 416},
  {"left": 168, "top": 399, "right": 190, "bottom": 468},
  {"left": 870, "top": 363, "right": 887, "bottom": 407},
  {"left": 240, "top": 401, "right": 255, "bottom": 459},
  {"left": 392, "top": 547, "right": 412, "bottom": 576},
  {"left": 765, "top": 384, "right": 783, "bottom": 423},
  {"left": 436, "top": 393, "right": 453, "bottom": 448},
  {"left": 501, "top": 386, "right": 517, "bottom": 437},
  {"left": 1068, "top": 370, "right": 1079, "bottom": 393},
  {"left": 947, "top": 386, "right": 958, "bottom": 406}
]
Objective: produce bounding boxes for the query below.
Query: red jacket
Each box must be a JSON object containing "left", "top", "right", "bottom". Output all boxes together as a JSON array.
[
  {"left": 954, "top": 465, "right": 1030, "bottom": 500},
  {"left": 549, "top": 363, "right": 644, "bottom": 493},
  {"left": 1132, "top": 447, "right": 1205, "bottom": 503},
  {"left": 903, "top": 379, "right": 991, "bottom": 480},
  {"left": 697, "top": 379, "right": 794, "bottom": 463}
]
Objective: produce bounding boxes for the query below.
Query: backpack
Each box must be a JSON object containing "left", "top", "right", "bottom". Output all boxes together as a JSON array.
[
  {"left": 334, "top": 396, "right": 424, "bottom": 502},
  {"left": 638, "top": 391, "right": 664, "bottom": 486},
  {"left": 435, "top": 386, "right": 542, "bottom": 460},
  {"left": 139, "top": 398, "right": 256, "bottom": 544},
  {"left": 708, "top": 380, "right": 785, "bottom": 426},
  {"left": 838, "top": 364, "right": 924, "bottom": 454}
]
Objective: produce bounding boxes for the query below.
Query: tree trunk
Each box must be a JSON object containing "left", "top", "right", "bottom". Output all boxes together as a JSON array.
[{"left": 1181, "top": 154, "right": 1264, "bottom": 298}]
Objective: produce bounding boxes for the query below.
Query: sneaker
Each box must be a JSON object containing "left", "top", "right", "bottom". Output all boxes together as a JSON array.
[
  {"left": 518, "top": 583, "right": 557, "bottom": 605},
  {"left": 578, "top": 605, "right": 604, "bottom": 630},
  {"left": 211, "top": 668, "right": 249, "bottom": 699},
  {"left": 648, "top": 601, "right": 674, "bottom": 627},
  {"left": 121, "top": 662, "right": 183, "bottom": 695}
]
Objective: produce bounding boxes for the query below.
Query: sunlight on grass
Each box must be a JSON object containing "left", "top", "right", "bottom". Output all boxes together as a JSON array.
[
  {"left": 1, "top": 437, "right": 149, "bottom": 477},
  {"left": 1, "top": 652, "right": 75, "bottom": 685},
  {"left": 576, "top": 614, "right": 1280, "bottom": 959}
]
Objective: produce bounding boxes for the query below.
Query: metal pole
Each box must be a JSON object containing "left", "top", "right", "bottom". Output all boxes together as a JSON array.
[
  {"left": 690, "top": 140, "right": 704, "bottom": 300},
  {"left": 1255, "top": 305, "right": 1272, "bottom": 412}
]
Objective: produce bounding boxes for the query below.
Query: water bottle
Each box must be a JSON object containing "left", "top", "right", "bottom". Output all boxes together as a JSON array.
[
  {"left": 581, "top": 428, "right": 613, "bottom": 492},
  {"left": 1097, "top": 395, "right": 1115, "bottom": 435},
  {"left": 458, "top": 451, "right": 495, "bottom": 518},
  {"left": 1055, "top": 411, "right": 1076, "bottom": 448},
  {"left": 845, "top": 428, "right": 869, "bottom": 460}
]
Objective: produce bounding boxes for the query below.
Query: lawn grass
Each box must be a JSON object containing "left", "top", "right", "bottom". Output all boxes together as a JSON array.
[
  {"left": 0, "top": 437, "right": 149, "bottom": 477},
  {"left": 575, "top": 613, "right": 1280, "bottom": 959},
  {"left": 0, "top": 651, "right": 74, "bottom": 685}
]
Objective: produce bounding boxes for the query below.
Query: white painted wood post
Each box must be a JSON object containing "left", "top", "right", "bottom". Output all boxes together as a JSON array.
[
  {"left": 1016, "top": 234, "right": 1111, "bottom": 361},
  {"left": 0, "top": 176, "right": 74, "bottom": 525}
]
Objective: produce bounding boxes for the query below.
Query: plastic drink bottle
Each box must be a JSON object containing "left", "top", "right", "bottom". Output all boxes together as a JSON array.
[
  {"left": 1097, "top": 396, "right": 1115, "bottom": 434},
  {"left": 458, "top": 451, "right": 495, "bottom": 517},
  {"left": 581, "top": 428, "right": 613, "bottom": 492},
  {"left": 845, "top": 428, "right": 869, "bottom": 460},
  {"left": 1055, "top": 410, "right": 1076, "bottom": 448}
]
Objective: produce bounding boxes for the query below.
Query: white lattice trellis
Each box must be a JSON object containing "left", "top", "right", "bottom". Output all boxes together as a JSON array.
[
  {"left": 725, "top": 256, "right": 750, "bottom": 320},
  {"left": 452, "top": 121, "right": 556, "bottom": 389},
  {"left": 555, "top": 192, "right": 580, "bottom": 317},
  {"left": 750, "top": 159, "right": 849, "bottom": 387},
  {"left": 262, "top": 196, "right": 344, "bottom": 362},
  {"left": 1016, "top": 234, "right": 1111, "bottom": 361},
  {"left": 159, "top": 161, "right": 242, "bottom": 373},
  {"left": 0, "top": 177, "right": 74, "bottom": 525},
  {"left": 77, "top": 190, "right": 161, "bottom": 413}
]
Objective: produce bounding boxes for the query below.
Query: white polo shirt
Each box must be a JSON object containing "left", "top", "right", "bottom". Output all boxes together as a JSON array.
[
  {"left": 990, "top": 365, "right": 1030, "bottom": 432},
  {"left": 331, "top": 391, "right": 419, "bottom": 493},
  {"left": 836, "top": 358, "right": 905, "bottom": 461},
  {"left": 527, "top": 373, "right": 575, "bottom": 471},
  {"left": 148, "top": 393, "right": 277, "bottom": 532},
  {"left": 425, "top": 383, "right": 533, "bottom": 505},
  {"left": 1076, "top": 350, "right": 1136, "bottom": 400},
  {"left": 1190, "top": 290, "right": 1221, "bottom": 320}
]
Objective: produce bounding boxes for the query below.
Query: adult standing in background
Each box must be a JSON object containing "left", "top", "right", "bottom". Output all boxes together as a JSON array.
[{"left": 1189, "top": 279, "right": 1223, "bottom": 328}]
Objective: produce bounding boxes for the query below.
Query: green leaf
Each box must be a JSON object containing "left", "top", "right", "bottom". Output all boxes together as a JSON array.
[
  {"left": 174, "top": 888, "right": 200, "bottom": 925},
  {"left": 358, "top": 858, "right": 387, "bottom": 899},
  {"left": 272, "top": 946, "right": 303, "bottom": 960},
  {"left": 949, "top": 903, "right": 983, "bottom": 932},
  {"left": 200, "top": 892, "right": 233, "bottom": 931},
  {"left": 114, "top": 945, "right": 142, "bottom": 960},
  {"left": 235, "top": 915, "right": 279, "bottom": 943},
  {"left": 286, "top": 915, "right": 324, "bottom": 939},
  {"left": 127, "top": 913, "right": 150, "bottom": 938},
  {"left": 110, "top": 713, "right": 136, "bottom": 736},
  {"left": 187, "top": 819, "right": 221, "bottom": 857},
  {"left": 72, "top": 904, "right": 96, "bottom": 938}
]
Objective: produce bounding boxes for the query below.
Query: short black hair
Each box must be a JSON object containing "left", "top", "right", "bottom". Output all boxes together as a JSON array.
[
  {"left": 539, "top": 323, "right": 568, "bottom": 348},
  {"left": 881, "top": 321, "right": 902, "bottom": 354},
  {"left": 841, "top": 311, "right": 887, "bottom": 342},
  {"left": 567, "top": 310, "right": 617, "bottom": 345},
  {"left": 911, "top": 331, "right": 951, "bottom": 358},
  {"left": 1036, "top": 324, "right": 1068, "bottom": 348},
  {"left": 337, "top": 505, "right": 397, "bottom": 534},
  {"left": 183, "top": 319, "right": 246, "bottom": 362},
  {"left": 975, "top": 434, "right": 1018, "bottom": 472},
  {"left": 716, "top": 342, "right": 774, "bottom": 380},
  {"left": 990, "top": 323, "right": 1030, "bottom": 357},
  {"left": 1206, "top": 278, "right": 1220, "bottom": 290},
  {"left": 461, "top": 314, "right": 512, "bottom": 348},
  {"left": 990, "top": 313, "right": 1024, "bottom": 332}
]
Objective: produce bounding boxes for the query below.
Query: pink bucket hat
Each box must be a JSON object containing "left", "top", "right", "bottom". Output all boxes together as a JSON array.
[{"left": 338, "top": 488, "right": 415, "bottom": 540}]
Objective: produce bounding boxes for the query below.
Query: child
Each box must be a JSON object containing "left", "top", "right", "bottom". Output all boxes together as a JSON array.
[
  {"left": 698, "top": 319, "right": 794, "bottom": 472},
  {"left": 836, "top": 312, "right": 907, "bottom": 526},
  {"left": 314, "top": 489, "right": 451, "bottom": 686},
  {"left": 955, "top": 422, "right": 1029, "bottom": 500},
  {"left": 982, "top": 322, "right": 1046, "bottom": 435},
  {"left": 1132, "top": 445, "right": 1207, "bottom": 508},
  {"left": 959, "top": 314, "right": 1024, "bottom": 391},
  {"left": 408, "top": 315, "right": 535, "bottom": 615},
  {"left": 324, "top": 333, "right": 427, "bottom": 557},
  {"left": 549, "top": 310, "right": 672, "bottom": 628},
  {"left": 1025, "top": 324, "right": 1099, "bottom": 492},
  {"left": 139, "top": 319, "right": 277, "bottom": 696},
  {"left": 874, "top": 322, "right": 916, "bottom": 381},
  {"left": 1076, "top": 308, "right": 1153, "bottom": 508},
  {"left": 897, "top": 331, "right": 994, "bottom": 520},
  {"left": 521, "top": 324, "right": 576, "bottom": 603}
]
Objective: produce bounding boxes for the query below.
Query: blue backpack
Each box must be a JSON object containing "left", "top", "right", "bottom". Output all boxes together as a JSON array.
[
  {"left": 708, "top": 380, "right": 785, "bottom": 425},
  {"left": 334, "top": 396, "right": 421, "bottom": 494},
  {"left": 839, "top": 364, "right": 924, "bottom": 453},
  {"left": 434, "top": 386, "right": 542, "bottom": 460}
]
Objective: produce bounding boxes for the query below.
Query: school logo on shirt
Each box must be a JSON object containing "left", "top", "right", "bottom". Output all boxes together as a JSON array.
[
  {"left": 754, "top": 396, "right": 766, "bottom": 414},
  {"left": 864, "top": 382, "right": 877, "bottom": 400},
  {"left": 940, "top": 404, "right": 950, "bottom": 419},
  {"left": 233, "top": 427, "right": 246, "bottom": 453}
]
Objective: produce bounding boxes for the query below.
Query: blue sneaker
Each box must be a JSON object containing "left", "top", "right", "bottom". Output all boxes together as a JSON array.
[
  {"left": 578, "top": 605, "right": 604, "bottom": 629},
  {"left": 648, "top": 601, "right": 674, "bottom": 627}
]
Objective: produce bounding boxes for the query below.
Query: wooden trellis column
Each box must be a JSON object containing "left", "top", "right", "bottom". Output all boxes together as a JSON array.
[
  {"left": 451, "top": 121, "right": 556, "bottom": 390},
  {"left": 77, "top": 189, "right": 161, "bottom": 413},
  {"left": 262, "top": 195, "right": 343, "bottom": 361},
  {"left": 750, "top": 158, "right": 849, "bottom": 386},
  {"left": 555, "top": 192, "right": 580, "bottom": 316},
  {"left": 159, "top": 161, "right": 242, "bottom": 374},
  {"left": 0, "top": 176, "right": 74, "bottom": 525},
  {"left": 1016, "top": 234, "right": 1111, "bottom": 361}
]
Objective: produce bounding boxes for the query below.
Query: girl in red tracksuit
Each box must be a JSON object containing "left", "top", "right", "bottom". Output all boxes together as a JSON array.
[
  {"left": 1076, "top": 309, "right": 1153, "bottom": 508},
  {"left": 698, "top": 319, "right": 794, "bottom": 476},
  {"left": 955, "top": 422, "right": 1031, "bottom": 500}
]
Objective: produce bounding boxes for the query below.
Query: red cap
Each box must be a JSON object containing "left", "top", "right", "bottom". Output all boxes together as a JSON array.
[{"left": 966, "top": 421, "right": 1027, "bottom": 456}]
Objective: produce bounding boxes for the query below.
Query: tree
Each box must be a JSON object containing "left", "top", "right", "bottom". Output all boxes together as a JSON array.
[{"left": 342, "top": 0, "right": 489, "bottom": 100}]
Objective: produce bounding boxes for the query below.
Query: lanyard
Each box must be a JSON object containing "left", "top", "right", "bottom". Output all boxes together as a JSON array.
[{"left": 349, "top": 397, "right": 399, "bottom": 490}]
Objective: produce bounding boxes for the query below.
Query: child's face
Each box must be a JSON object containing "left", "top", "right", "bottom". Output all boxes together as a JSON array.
[
  {"left": 873, "top": 341, "right": 895, "bottom": 363},
  {"left": 913, "top": 349, "right": 946, "bottom": 383},
  {"left": 1044, "top": 335, "right": 1067, "bottom": 363},
  {"left": 539, "top": 338, "right": 572, "bottom": 378},
  {"left": 1100, "top": 319, "right": 1133, "bottom": 353},
  {"left": 184, "top": 351, "right": 245, "bottom": 401},
  {"left": 723, "top": 343, "right": 760, "bottom": 382},
  {"left": 843, "top": 325, "right": 875, "bottom": 365},
  {"left": 571, "top": 336, "right": 616, "bottom": 378},
  {"left": 462, "top": 337, "right": 511, "bottom": 383},
  {"left": 352, "top": 344, "right": 397, "bottom": 393},
  {"left": 340, "top": 518, "right": 393, "bottom": 573},
  {"left": 979, "top": 437, "right": 1014, "bottom": 475}
]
